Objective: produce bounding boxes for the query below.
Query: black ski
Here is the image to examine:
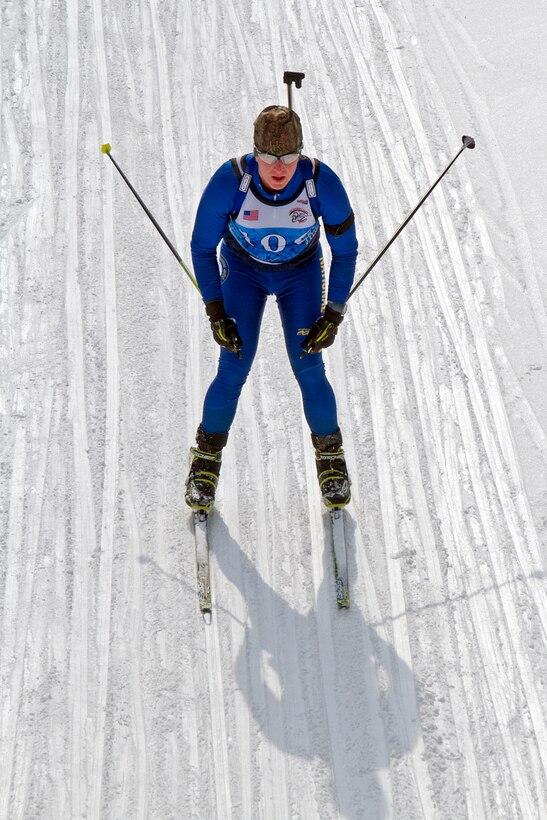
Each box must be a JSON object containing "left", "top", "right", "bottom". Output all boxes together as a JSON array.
[
  {"left": 193, "top": 510, "right": 212, "bottom": 622},
  {"left": 330, "top": 508, "right": 349, "bottom": 607}
]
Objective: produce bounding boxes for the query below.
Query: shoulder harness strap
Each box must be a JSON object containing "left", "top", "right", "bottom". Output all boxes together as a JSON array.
[
  {"left": 230, "top": 154, "right": 252, "bottom": 190},
  {"left": 230, "top": 154, "right": 253, "bottom": 215},
  {"left": 299, "top": 156, "right": 320, "bottom": 216},
  {"left": 300, "top": 156, "right": 319, "bottom": 197},
  {"left": 301, "top": 158, "right": 355, "bottom": 236}
]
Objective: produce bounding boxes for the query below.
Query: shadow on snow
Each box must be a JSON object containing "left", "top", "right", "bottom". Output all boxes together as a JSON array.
[{"left": 207, "top": 510, "right": 421, "bottom": 820}]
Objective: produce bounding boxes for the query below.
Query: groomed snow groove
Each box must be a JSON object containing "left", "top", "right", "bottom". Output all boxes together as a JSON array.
[{"left": 1, "top": 0, "right": 546, "bottom": 818}]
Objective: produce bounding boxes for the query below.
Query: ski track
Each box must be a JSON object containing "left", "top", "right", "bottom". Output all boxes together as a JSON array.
[{"left": 1, "top": 0, "right": 546, "bottom": 818}]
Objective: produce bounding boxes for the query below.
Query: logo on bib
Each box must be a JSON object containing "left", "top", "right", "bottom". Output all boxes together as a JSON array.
[{"left": 290, "top": 207, "right": 309, "bottom": 223}]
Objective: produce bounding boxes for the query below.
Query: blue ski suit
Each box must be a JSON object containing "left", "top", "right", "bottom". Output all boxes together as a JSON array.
[{"left": 190, "top": 153, "right": 358, "bottom": 436}]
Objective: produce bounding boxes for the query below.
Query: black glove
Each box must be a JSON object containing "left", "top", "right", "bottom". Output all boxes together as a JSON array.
[
  {"left": 300, "top": 303, "right": 345, "bottom": 357},
  {"left": 205, "top": 300, "right": 242, "bottom": 358}
]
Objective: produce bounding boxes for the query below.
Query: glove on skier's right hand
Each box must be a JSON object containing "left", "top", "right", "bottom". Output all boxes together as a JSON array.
[{"left": 205, "top": 300, "right": 242, "bottom": 359}]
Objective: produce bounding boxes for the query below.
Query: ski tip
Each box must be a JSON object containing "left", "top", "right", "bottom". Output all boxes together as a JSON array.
[
  {"left": 101, "top": 142, "right": 112, "bottom": 154},
  {"left": 462, "top": 135, "right": 475, "bottom": 150},
  {"left": 201, "top": 609, "right": 212, "bottom": 625}
]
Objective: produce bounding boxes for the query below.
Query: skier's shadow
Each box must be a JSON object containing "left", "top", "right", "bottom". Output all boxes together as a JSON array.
[{"left": 210, "top": 512, "right": 421, "bottom": 820}]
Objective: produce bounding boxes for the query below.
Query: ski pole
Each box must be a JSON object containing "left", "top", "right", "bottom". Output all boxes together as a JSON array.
[
  {"left": 283, "top": 71, "right": 305, "bottom": 111},
  {"left": 348, "top": 135, "right": 475, "bottom": 299},
  {"left": 101, "top": 143, "right": 199, "bottom": 291}
]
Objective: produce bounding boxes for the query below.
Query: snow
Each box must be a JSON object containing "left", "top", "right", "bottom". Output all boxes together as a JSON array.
[{"left": 1, "top": 0, "right": 546, "bottom": 817}]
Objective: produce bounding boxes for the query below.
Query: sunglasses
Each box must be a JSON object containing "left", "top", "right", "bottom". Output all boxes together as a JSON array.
[{"left": 254, "top": 146, "right": 302, "bottom": 165}]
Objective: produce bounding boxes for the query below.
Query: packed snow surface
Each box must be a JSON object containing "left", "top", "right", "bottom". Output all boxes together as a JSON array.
[{"left": 1, "top": 0, "right": 546, "bottom": 818}]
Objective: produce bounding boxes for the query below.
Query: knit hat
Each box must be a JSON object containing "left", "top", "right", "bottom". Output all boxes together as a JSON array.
[{"left": 253, "top": 105, "right": 303, "bottom": 155}]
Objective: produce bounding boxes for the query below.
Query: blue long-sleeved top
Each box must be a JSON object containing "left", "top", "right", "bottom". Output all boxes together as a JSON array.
[{"left": 191, "top": 154, "right": 358, "bottom": 304}]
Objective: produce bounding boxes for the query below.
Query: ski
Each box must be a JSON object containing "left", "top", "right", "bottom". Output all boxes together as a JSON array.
[
  {"left": 330, "top": 507, "right": 350, "bottom": 607},
  {"left": 193, "top": 510, "right": 212, "bottom": 622}
]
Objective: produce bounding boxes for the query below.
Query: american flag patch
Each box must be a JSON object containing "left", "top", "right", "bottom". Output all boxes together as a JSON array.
[{"left": 243, "top": 210, "right": 259, "bottom": 221}]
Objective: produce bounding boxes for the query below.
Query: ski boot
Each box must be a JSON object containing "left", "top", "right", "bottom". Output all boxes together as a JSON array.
[
  {"left": 185, "top": 425, "right": 229, "bottom": 512},
  {"left": 311, "top": 428, "right": 351, "bottom": 508}
]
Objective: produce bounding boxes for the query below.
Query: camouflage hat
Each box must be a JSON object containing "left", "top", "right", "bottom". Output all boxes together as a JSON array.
[{"left": 253, "top": 105, "right": 303, "bottom": 155}]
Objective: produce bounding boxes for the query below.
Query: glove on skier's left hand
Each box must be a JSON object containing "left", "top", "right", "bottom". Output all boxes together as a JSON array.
[{"left": 300, "top": 303, "right": 345, "bottom": 357}]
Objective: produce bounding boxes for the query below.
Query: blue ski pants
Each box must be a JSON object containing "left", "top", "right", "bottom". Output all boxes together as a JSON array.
[{"left": 201, "top": 245, "right": 339, "bottom": 436}]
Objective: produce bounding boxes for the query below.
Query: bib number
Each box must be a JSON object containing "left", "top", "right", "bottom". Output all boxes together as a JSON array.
[{"left": 260, "top": 233, "right": 287, "bottom": 253}]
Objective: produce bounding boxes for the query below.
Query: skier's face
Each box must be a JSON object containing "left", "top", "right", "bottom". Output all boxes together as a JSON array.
[{"left": 256, "top": 156, "right": 299, "bottom": 192}]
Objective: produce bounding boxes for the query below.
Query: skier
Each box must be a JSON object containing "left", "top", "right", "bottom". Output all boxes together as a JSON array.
[{"left": 186, "top": 105, "right": 358, "bottom": 512}]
